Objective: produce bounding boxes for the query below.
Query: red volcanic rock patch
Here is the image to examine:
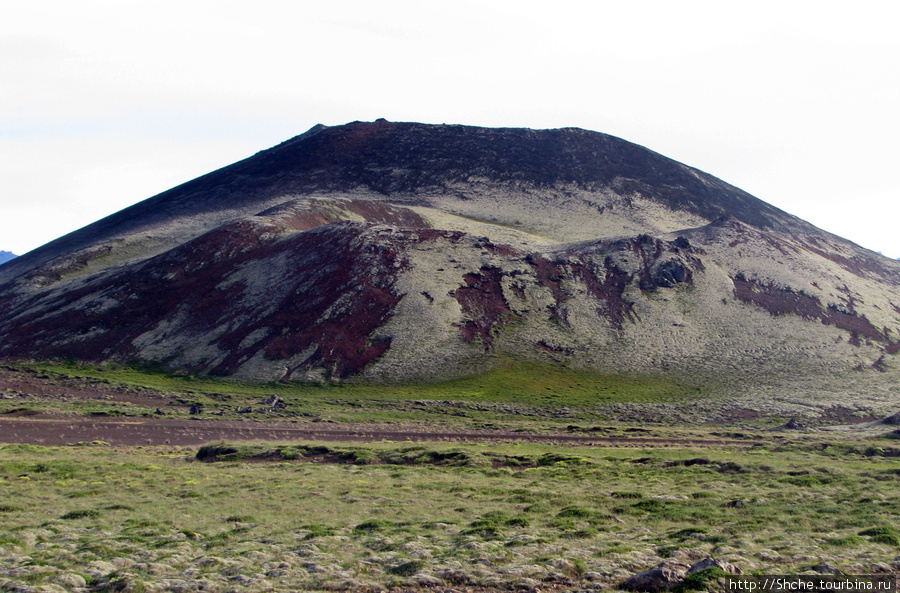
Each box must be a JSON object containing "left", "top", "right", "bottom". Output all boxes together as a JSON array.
[
  {"left": 526, "top": 254, "right": 567, "bottom": 303},
  {"left": 453, "top": 266, "right": 518, "bottom": 351},
  {"left": 732, "top": 273, "right": 899, "bottom": 350},
  {"left": 0, "top": 219, "right": 282, "bottom": 364},
  {"left": 0, "top": 220, "right": 414, "bottom": 380},
  {"left": 798, "top": 237, "right": 900, "bottom": 282},
  {"left": 732, "top": 274, "right": 824, "bottom": 320},
  {"left": 523, "top": 236, "right": 699, "bottom": 332},
  {"left": 525, "top": 253, "right": 570, "bottom": 326},
  {"left": 211, "top": 223, "right": 408, "bottom": 379},
  {"left": 570, "top": 258, "right": 636, "bottom": 331},
  {"left": 0, "top": 194, "right": 448, "bottom": 381},
  {"left": 448, "top": 234, "right": 700, "bottom": 349}
]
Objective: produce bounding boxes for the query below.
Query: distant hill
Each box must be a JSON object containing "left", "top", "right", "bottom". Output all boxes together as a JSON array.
[
  {"left": 0, "top": 120, "right": 898, "bottom": 419},
  {"left": 0, "top": 251, "right": 16, "bottom": 265}
]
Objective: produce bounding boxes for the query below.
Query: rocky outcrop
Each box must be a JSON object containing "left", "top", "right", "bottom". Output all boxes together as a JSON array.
[
  {"left": 622, "top": 558, "right": 742, "bottom": 592},
  {"left": 622, "top": 562, "right": 690, "bottom": 592}
]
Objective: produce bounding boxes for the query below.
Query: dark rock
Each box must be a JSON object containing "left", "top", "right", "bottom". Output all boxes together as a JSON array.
[
  {"left": 810, "top": 562, "right": 842, "bottom": 575},
  {"left": 778, "top": 418, "right": 806, "bottom": 430},
  {"left": 880, "top": 412, "right": 900, "bottom": 425},
  {"left": 622, "top": 562, "right": 690, "bottom": 592},
  {"left": 623, "top": 558, "right": 742, "bottom": 592},
  {"left": 652, "top": 260, "right": 690, "bottom": 288},
  {"left": 687, "top": 558, "right": 742, "bottom": 575},
  {"left": 261, "top": 395, "right": 286, "bottom": 410}
]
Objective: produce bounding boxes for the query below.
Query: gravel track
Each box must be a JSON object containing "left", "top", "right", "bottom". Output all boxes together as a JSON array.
[{"left": 0, "top": 414, "right": 758, "bottom": 447}]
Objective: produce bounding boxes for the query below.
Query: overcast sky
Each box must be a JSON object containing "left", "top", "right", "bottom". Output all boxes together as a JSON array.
[{"left": 3, "top": 1, "right": 899, "bottom": 258}]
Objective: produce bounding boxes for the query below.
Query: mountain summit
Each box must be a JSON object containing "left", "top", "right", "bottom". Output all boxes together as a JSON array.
[{"left": 1, "top": 120, "right": 898, "bottom": 411}]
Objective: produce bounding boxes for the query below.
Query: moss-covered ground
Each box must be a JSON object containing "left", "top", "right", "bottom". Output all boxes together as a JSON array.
[{"left": 2, "top": 435, "right": 900, "bottom": 591}]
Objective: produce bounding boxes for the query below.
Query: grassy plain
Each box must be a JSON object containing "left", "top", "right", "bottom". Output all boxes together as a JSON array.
[
  {"left": 3, "top": 436, "right": 900, "bottom": 592},
  {"left": 1, "top": 362, "right": 899, "bottom": 592}
]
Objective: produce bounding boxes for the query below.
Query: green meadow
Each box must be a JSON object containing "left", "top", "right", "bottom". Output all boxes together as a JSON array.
[
  {"left": 4, "top": 360, "right": 708, "bottom": 428},
  {"left": 1, "top": 362, "right": 899, "bottom": 591},
  {"left": 2, "top": 436, "right": 900, "bottom": 591}
]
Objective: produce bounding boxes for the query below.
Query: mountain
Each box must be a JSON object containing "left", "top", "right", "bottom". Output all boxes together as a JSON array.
[
  {"left": 0, "top": 120, "right": 898, "bottom": 413},
  {"left": 0, "top": 251, "right": 16, "bottom": 265}
]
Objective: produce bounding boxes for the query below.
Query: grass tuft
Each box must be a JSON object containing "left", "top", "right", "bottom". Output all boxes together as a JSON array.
[
  {"left": 60, "top": 509, "right": 100, "bottom": 520},
  {"left": 388, "top": 560, "right": 421, "bottom": 577},
  {"left": 355, "top": 520, "right": 392, "bottom": 532},
  {"left": 859, "top": 526, "right": 900, "bottom": 546},
  {"left": 675, "top": 567, "right": 728, "bottom": 592}
]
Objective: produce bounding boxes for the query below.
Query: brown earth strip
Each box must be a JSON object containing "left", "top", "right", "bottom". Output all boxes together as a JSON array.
[{"left": 0, "top": 414, "right": 758, "bottom": 447}]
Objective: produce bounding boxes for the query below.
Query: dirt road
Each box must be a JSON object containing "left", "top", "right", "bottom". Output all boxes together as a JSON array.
[{"left": 0, "top": 413, "right": 759, "bottom": 447}]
